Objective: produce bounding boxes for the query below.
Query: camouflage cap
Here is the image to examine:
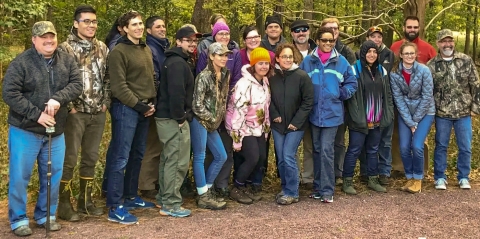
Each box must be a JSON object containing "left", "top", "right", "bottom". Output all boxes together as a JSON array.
[
  {"left": 32, "top": 21, "right": 57, "bottom": 37},
  {"left": 208, "top": 42, "right": 232, "bottom": 55},
  {"left": 436, "top": 29, "right": 453, "bottom": 41}
]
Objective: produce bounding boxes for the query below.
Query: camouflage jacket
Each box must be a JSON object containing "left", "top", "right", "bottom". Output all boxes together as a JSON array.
[
  {"left": 426, "top": 51, "right": 480, "bottom": 119},
  {"left": 192, "top": 64, "right": 230, "bottom": 132},
  {"left": 58, "top": 31, "right": 110, "bottom": 114}
]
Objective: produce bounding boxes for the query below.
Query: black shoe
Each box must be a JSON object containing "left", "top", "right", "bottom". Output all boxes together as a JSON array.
[
  {"left": 215, "top": 187, "right": 230, "bottom": 198},
  {"left": 360, "top": 175, "right": 369, "bottom": 184},
  {"left": 378, "top": 175, "right": 390, "bottom": 186}
]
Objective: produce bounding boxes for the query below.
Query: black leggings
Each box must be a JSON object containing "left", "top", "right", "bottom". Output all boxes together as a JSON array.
[{"left": 235, "top": 135, "right": 267, "bottom": 184}]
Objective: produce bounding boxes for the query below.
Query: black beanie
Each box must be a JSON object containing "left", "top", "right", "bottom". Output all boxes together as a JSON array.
[{"left": 265, "top": 15, "right": 282, "bottom": 29}]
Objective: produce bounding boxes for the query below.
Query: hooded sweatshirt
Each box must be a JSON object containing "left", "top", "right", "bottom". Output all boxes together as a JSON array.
[
  {"left": 269, "top": 63, "right": 314, "bottom": 134},
  {"left": 58, "top": 29, "right": 110, "bottom": 114},
  {"left": 260, "top": 35, "right": 287, "bottom": 52}
]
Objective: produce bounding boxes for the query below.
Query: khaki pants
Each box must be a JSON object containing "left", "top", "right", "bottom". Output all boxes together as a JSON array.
[
  {"left": 62, "top": 111, "right": 106, "bottom": 181},
  {"left": 138, "top": 116, "right": 163, "bottom": 191}
]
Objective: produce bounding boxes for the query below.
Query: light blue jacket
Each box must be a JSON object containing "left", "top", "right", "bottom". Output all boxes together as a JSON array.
[
  {"left": 299, "top": 48, "right": 357, "bottom": 127},
  {"left": 390, "top": 61, "right": 435, "bottom": 128}
]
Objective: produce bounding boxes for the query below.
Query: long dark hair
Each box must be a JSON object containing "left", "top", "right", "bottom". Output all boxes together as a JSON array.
[{"left": 105, "top": 17, "right": 121, "bottom": 46}]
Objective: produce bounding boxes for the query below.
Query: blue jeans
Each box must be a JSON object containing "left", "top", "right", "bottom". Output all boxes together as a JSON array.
[
  {"left": 8, "top": 125, "right": 65, "bottom": 230},
  {"left": 344, "top": 128, "right": 381, "bottom": 177},
  {"left": 106, "top": 101, "right": 149, "bottom": 207},
  {"left": 190, "top": 118, "right": 227, "bottom": 194},
  {"left": 434, "top": 116, "right": 472, "bottom": 181},
  {"left": 398, "top": 115, "right": 434, "bottom": 180},
  {"left": 359, "top": 121, "right": 394, "bottom": 176},
  {"left": 272, "top": 129, "right": 304, "bottom": 197},
  {"left": 311, "top": 125, "right": 338, "bottom": 196}
]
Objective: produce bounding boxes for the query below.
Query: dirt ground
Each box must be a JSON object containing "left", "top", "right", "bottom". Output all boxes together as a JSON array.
[{"left": 1, "top": 180, "right": 480, "bottom": 239}]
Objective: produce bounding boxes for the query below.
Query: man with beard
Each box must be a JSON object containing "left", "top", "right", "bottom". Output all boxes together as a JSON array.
[
  {"left": 390, "top": 16, "right": 437, "bottom": 178},
  {"left": 290, "top": 19, "right": 317, "bottom": 59},
  {"left": 427, "top": 29, "right": 480, "bottom": 190},
  {"left": 390, "top": 16, "right": 436, "bottom": 64}
]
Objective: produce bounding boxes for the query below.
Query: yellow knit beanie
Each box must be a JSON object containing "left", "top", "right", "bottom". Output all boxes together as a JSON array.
[{"left": 250, "top": 47, "right": 271, "bottom": 66}]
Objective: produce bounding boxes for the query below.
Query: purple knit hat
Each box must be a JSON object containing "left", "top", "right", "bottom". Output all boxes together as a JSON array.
[{"left": 212, "top": 22, "right": 230, "bottom": 38}]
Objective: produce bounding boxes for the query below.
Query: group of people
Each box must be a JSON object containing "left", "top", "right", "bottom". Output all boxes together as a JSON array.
[{"left": 3, "top": 4, "right": 480, "bottom": 237}]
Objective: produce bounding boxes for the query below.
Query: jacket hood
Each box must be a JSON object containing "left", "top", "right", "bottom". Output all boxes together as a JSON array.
[
  {"left": 68, "top": 28, "right": 97, "bottom": 51},
  {"left": 274, "top": 63, "right": 299, "bottom": 71},
  {"left": 241, "top": 64, "right": 268, "bottom": 85},
  {"left": 117, "top": 35, "right": 146, "bottom": 46},
  {"left": 165, "top": 47, "right": 190, "bottom": 60},
  {"left": 146, "top": 34, "right": 170, "bottom": 48},
  {"left": 359, "top": 40, "right": 379, "bottom": 66}
]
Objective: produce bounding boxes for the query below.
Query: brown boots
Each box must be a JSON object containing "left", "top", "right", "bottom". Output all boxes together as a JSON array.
[
  {"left": 58, "top": 178, "right": 104, "bottom": 222},
  {"left": 401, "top": 179, "right": 422, "bottom": 193}
]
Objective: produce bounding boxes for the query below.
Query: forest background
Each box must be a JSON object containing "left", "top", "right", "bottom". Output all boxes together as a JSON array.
[{"left": 0, "top": 0, "right": 479, "bottom": 200}]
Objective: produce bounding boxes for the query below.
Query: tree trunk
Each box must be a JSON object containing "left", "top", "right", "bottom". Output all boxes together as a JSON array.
[
  {"left": 403, "top": 0, "right": 429, "bottom": 39},
  {"left": 303, "top": 0, "right": 313, "bottom": 20},
  {"left": 465, "top": 0, "right": 473, "bottom": 54},
  {"left": 473, "top": 0, "right": 479, "bottom": 62},
  {"left": 255, "top": 0, "right": 265, "bottom": 36},
  {"left": 359, "top": 0, "right": 371, "bottom": 45},
  {"left": 191, "top": 0, "right": 211, "bottom": 34}
]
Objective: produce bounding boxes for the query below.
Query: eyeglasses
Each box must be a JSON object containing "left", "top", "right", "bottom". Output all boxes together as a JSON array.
[
  {"left": 293, "top": 27, "right": 309, "bottom": 33},
  {"left": 406, "top": 26, "right": 419, "bottom": 29},
  {"left": 368, "top": 26, "right": 382, "bottom": 33},
  {"left": 245, "top": 35, "right": 261, "bottom": 41},
  {"left": 279, "top": 55, "right": 294, "bottom": 60},
  {"left": 182, "top": 39, "right": 199, "bottom": 44},
  {"left": 77, "top": 19, "right": 98, "bottom": 25},
  {"left": 402, "top": 52, "right": 415, "bottom": 56},
  {"left": 319, "top": 38, "right": 335, "bottom": 43},
  {"left": 217, "top": 32, "right": 230, "bottom": 37},
  {"left": 327, "top": 27, "right": 339, "bottom": 31}
]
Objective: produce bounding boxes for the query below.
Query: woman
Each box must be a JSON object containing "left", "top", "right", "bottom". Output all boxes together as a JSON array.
[
  {"left": 191, "top": 43, "right": 231, "bottom": 210},
  {"left": 197, "top": 13, "right": 239, "bottom": 53},
  {"left": 105, "top": 16, "right": 125, "bottom": 51},
  {"left": 240, "top": 25, "right": 275, "bottom": 66},
  {"left": 270, "top": 43, "right": 313, "bottom": 205},
  {"left": 390, "top": 42, "right": 435, "bottom": 193},
  {"left": 226, "top": 47, "right": 272, "bottom": 204},
  {"left": 299, "top": 27, "right": 357, "bottom": 203},
  {"left": 342, "top": 40, "right": 394, "bottom": 195}
]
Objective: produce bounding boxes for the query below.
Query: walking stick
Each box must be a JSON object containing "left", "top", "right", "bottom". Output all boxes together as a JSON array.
[{"left": 45, "top": 126, "right": 55, "bottom": 238}]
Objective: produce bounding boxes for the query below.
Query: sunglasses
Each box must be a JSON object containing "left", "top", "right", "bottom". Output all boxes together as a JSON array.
[
  {"left": 293, "top": 27, "right": 309, "bottom": 33},
  {"left": 319, "top": 38, "right": 335, "bottom": 43}
]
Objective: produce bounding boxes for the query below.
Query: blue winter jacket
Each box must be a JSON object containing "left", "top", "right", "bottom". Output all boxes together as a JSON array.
[
  {"left": 299, "top": 48, "right": 357, "bottom": 127},
  {"left": 390, "top": 61, "right": 435, "bottom": 128},
  {"left": 146, "top": 34, "right": 170, "bottom": 88}
]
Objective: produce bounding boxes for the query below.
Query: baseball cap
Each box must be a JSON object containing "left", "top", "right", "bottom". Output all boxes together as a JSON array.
[
  {"left": 436, "top": 29, "right": 454, "bottom": 41},
  {"left": 175, "top": 26, "right": 202, "bottom": 40},
  {"left": 32, "top": 21, "right": 57, "bottom": 37},
  {"left": 208, "top": 42, "right": 232, "bottom": 55},
  {"left": 367, "top": 26, "right": 383, "bottom": 36},
  {"left": 290, "top": 20, "right": 309, "bottom": 31}
]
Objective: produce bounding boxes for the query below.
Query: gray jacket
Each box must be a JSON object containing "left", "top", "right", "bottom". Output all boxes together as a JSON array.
[
  {"left": 390, "top": 61, "right": 435, "bottom": 128},
  {"left": 2, "top": 48, "right": 83, "bottom": 136}
]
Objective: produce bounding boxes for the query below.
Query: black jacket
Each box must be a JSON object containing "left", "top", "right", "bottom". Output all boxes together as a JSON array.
[
  {"left": 2, "top": 48, "right": 82, "bottom": 136},
  {"left": 335, "top": 39, "right": 356, "bottom": 64},
  {"left": 269, "top": 65, "right": 314, "bottom": 134},
  {"left": 155, "top": 47, "right": 194, "bottom": 124}
]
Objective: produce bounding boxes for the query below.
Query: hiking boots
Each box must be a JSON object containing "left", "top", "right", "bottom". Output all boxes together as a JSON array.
[
  {"left": 244, "top": 185, "right": 262, "bottom": 201},
  {"left": 335, "top": 177, "right": 343, "bottom": 186},
  {"left": 401, "top": 179, "right": 414, "bottom": 191},
  {"left": 360, "top": 175, "right": 369, "bottom": 184},
  {"left": 197, "top": 189, "right": 227, "bottom": 210},
  {"left": 38, "top": 220, "right": 62, "bottom": 231},
  {"left": 368, "top": 176, "right": 387, "bottom": 193},
  {"left": 13, "top": 225, "right": 32, "bottom": 237},
  {"left": 378, "top": 175, "right": 390, "bottom": 186},
  {"left": 57, "top": 181, "right": 80, "bottom": 222},
  {"left": 77, "top": 178, "right": 104, "bottom": 216},
  {"left": 407, "top": 179, "right": 422, "bottom": 193},
  {"left": 276, "top": 195, "right": 299, "bottom": 205},
  {"left": 215, "top": 187, "right": 230, "bottom": 198},
  {"left": 230, "top": 186, "right": 253, "bottom": 204},
  {"left": 342, "top": 177, "right": 357, "bottom": 195}
]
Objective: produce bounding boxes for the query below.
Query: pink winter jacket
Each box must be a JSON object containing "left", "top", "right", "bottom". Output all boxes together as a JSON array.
[{"left": 225, "top": 64, "right": 271, "bottom": 150}]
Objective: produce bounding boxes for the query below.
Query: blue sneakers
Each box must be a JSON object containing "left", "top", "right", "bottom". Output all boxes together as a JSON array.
[
  {"left": 124, "top": 196, "right": 155, "bottom": 210},
  {"left": 108, "top": 206, "right": 138, "bottom": 225},
  {"left": 160, "top": 206, "right": 191, "bottom": 218}
]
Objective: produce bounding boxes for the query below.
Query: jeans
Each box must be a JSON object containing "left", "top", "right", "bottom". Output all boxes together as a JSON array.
[
  {"left": 398, "top": 115, "right": 434, "bottom": 180},
  {"left": 8, "top": 125, "right": 65, "bottom": 230},
  {"left": 311, "top": 125, "right": 338, "bottom": 196},
  {"left": 301, "top": 128, "right": 314, "bottom": 183},
  {"left": 333, "top": 123, "right": 346, "bottom": 178},
  {"left": 190, "top": 118, "right": 227, "bottom": 194},
  {"left": 434, "top": 116, "right": 472, "bottom": 181},
  {"left": 343, "top": 128, "right": 381, "bottom": 177},
  {"left": 204, "top": 123, "right": 234, "bottom": 189},
  {"left": 106, "top": 101, "right": 149, "bottom": 207},
  {"left": 359, "top": 121, "right": 394, "bottom": 176},
  {"left": 272, "top": 129, "right": 304, "bottom": 197}
]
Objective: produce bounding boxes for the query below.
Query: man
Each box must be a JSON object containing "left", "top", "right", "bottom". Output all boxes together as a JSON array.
[
  {"left": 390, "top": 16, "right": 437, "bottom": 178},
  {"left": 354, "top": 26, "right": 395, "bottom": 185},
  {"left": 260, "top": 14, "right": 286, "bottom": 52},
  {"left": 56, "top": 5, "right": 109, "bottom": 222},
  {"left": 3, "top": 21, "right": 82, "bottom": 236},
  {"left": 427, "top": 29, "right": 480, "bottom": 190},
  {"left": 299, "top": 18, "right": 356, "bottom": 187},
  {"left": 105, "top": 10, "right": 156, "bottom": 225},
  {"left": 138, "top": 15, "right": 170, "bottom": 199},
  {"left": 155, "top": 26, "right": 200, "bottom": 217},
  {"left": 290, "top": 19, "right": 317, "bottom": 59},
  {"left": 390, "top": 16, "right": 436, "bottom": 64}
]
